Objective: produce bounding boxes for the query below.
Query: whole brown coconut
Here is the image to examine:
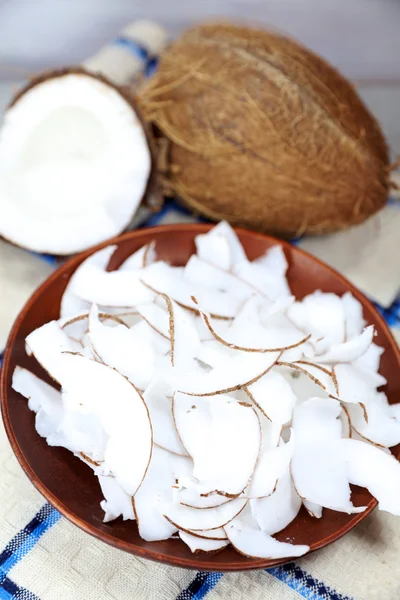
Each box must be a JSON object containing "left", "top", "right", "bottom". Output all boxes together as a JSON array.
[{"left": 138, "top": 23, "right": 390, "bottom": 237}]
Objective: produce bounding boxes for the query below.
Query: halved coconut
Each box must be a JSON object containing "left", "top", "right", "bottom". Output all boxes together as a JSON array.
[{"left": 0, "top": 69, "right": 153, "bottom": 254}]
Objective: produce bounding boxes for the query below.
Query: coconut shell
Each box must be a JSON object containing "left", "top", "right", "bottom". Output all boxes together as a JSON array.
[{"left": 138, "top": 23, "right": 390, "bottom": 236}]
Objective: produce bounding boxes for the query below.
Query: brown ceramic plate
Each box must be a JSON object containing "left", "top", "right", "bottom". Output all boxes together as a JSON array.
[{"left": 1, "top": 224, "right": 400, "bottom": 571}]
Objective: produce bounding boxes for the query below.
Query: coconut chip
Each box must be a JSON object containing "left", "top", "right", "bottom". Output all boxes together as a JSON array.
[
  {"left": 179, "top": 531, "right": 229, "bottom": 553},
  {"left": 173, "top": 392, "right": 261, "bottom": 497}
]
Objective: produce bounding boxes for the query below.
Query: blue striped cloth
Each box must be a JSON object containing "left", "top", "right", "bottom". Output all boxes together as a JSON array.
[{"left": 0, "top": 501, "right": 352, "bottom": 600}]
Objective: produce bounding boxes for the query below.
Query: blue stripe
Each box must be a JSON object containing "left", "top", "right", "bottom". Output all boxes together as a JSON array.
[
  {"left": 0, "top": 504, "right": 60, "bottom": 575},
  {"left": 267, "top": 563, "right": 353, "bottom": 600},
  {"left": 290, "top": 236, "right": 302, "bottom": 245},
  {"left": 142, "top": 203, "right": 172, "bottom": 228},
  {"left": 29, "top": 251, "right": 57, "bottom": 266},
  {"left": 0, "top": 580, "right": 13, "bottom": 600},
  {"left": 176, "top": 572, "right": 223, "bottom": 600},
  {"left": 113, "top": 37, "right": 149, "bottom": 61},
  {"left": 145, "top": 57, "right": 158, "bottom": 78},
  {"left": 177, "top": 562, "right": 354, "bottom": 600},
  {"left": 192, "top": 573, "right": 223, "bottom": 600},
  {"left": 142, "top": 198, "right": 205, "bottom": 228},
  {"left": 374, "top": 299, "right": 400, "bottom": 327},
  {"left": 0, "top": 576, "right": 39, "bottom": 600}
]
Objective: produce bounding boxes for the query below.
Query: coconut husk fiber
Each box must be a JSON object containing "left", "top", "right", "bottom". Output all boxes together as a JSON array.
[{"left": 138, "top": 23, "right": 390, "bottom": 237}]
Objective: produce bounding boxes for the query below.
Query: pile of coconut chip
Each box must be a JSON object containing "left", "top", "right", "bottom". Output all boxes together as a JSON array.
[{"left": 12, "top": 222, "right": 400, "bottom": 559}]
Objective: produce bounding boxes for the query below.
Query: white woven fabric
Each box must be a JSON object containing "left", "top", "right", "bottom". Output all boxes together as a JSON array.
[{"left": 1, "top": 405, "right": 400, "bottom": 600}]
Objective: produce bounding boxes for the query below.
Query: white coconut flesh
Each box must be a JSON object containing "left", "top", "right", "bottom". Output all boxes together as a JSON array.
[
  {"left": 247, "top": 436, "right": 294, "bottom": 499},
  {"left": 143, "top": 381, "right": 187, "bottom": 456},
  {"left": 224, "top": 505, "right": 309, "bottom": 559},
  {"left": 303, "top": 500, "right": 323, "bottom": 519},
  {"left": 87, "top": 303, "right": 156, "bottom": 389},
  {"left": 12, "top": 221, "right": 400, "bottom": 559},
  {"left": 178, "top": 531, "right": 229, "bottom": 553},
  {"left": 196, "top": 221, "right": 247, "bottom": 268},
  {"left": 177, "top": 485, "right": 234, "bottom": 509},
  {"left": 246, "top": 370, "right": 297, "bottom": 424},
  {"left": 99, "top": 475, "right": 135, "bottom": 522},
  {"left": 182, "top": 527, "right": 228, "bottom": 541},
  {"left": 133, "top": 445, "right": 192, "bottom": 542},
  {"left": 61, "top": 246, "right": 117, "bottom": 318},
  {"left": 173, "top": 392, "right": 261, "bottom": 497},
  {"left": 250, "top": 470, "right": 302, "bottom": 535},
  {"left": 0, "top": 73, "right": 151, "bottom": 254},
  {"left": 12, "top": 366, "right": 64, "bottom": 439},
  {"left": 164, "top": 497, "right": 248, "bottom": 531}
]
